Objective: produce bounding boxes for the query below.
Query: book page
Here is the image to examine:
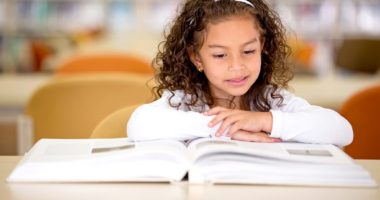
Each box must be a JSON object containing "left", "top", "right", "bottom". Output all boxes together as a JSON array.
[
  {"left": 8, "top": 138, "right": 190, "bottom": 183},
  {"left": 24, "top": 138, "right": 188, "bottom": 162},
  {"left": 187, "top": 137, "right": 353, "bottom": 165},
  {"left": 187, "top": 138, "right": 377, "bottom": 187}
]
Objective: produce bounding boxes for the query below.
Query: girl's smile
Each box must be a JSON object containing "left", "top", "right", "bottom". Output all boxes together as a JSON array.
[{"left": 225, "top": 76, "right": 249, "bottom": 87}]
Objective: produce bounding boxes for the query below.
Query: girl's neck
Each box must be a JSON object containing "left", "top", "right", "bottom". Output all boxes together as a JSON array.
[{"left": 213, "top": 97, "right": 242, "bottom": 109}]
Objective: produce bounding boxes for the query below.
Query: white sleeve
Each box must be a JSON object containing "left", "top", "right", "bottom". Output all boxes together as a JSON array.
[
  {"left": 269, "top": 90, "right": 353, "bottom": 147},
  {"left": 126, "top": 91, "right": 219, "bottom": 141}
]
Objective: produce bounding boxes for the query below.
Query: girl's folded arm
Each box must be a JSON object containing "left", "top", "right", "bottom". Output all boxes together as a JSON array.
[{"left": 270, "top": 91, "right": 353, "bottom": 147}]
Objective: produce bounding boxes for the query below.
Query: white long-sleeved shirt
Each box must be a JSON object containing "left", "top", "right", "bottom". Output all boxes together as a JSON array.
[{"left": 127, "top": 89, "right": 353, "bottom": 147}]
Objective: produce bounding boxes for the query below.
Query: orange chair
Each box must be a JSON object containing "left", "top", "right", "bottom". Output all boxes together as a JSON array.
[
  {"left": 90, "top": 104, "right": 140, "bottom": 138},
  {"left": 21, "top": 73, "right": 153, "bottom": 144},
  {"left": 340, "top": 84, "right": 380, "bottom": 159},
  {"left": 55, "top": 53, "right": 153, "bottom": 75}
]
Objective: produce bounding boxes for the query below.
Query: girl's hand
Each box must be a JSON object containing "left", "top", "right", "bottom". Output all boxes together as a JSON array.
[
  {"left": 230, "top": 130, "right": 282, "bottom": 143},
  {"left": 204, "top": 106, "right": 273, "bottom": 137}
]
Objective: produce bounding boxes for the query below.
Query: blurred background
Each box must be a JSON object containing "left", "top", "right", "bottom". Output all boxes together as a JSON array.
[{"left": 0, "top": 0, "right": 379, "bottom": 155}]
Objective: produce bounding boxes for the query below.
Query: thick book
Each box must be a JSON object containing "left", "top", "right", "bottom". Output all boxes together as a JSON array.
[{"left": 7, "top": 137, "right": 377, "bottom": 187}]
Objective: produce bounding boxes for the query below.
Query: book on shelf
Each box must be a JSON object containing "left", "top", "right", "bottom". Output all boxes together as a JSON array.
[{"left": 7, "top": 137, "right": 377, "bottom": 187}]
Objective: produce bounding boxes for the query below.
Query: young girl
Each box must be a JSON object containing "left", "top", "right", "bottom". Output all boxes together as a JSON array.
[{"left": 127, "top": 0, "right": 353, "bottom": 147}]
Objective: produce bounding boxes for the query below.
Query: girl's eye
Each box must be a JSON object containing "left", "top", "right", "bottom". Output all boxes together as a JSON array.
[
  {"left": 212, "top": 54, "right": 226, "bottom": 59},
  {"left": 243, "top": 50, "right": 256, "bottom": 55}
]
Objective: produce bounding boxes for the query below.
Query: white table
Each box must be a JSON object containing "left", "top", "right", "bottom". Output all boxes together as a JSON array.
[{"left": 1, "top": 156, "right": 379, "bottom": 200}]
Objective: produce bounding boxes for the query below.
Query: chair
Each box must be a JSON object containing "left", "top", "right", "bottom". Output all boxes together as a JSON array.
[
  {"left": 19, "top": 73, "right": 153, "bottom": 150},
  {"left": 90, "top": 104, "right": 140, "bottom": 138},
  {"left": 55, "top": 53, "right": 154, "bottom": 75},
  {"left": 339, "top": 84, "right": 380, "bottom": 159},
  {"left": 335, "top": 39, "right": 380, "bottom": 74}
]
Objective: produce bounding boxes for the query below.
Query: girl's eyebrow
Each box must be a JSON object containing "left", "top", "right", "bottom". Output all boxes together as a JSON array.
[
  {"left": 243, "top": 38, "right": 258, "bottom": 46},
  {"left": 207, "top": 38, "right": 258, "bottom": 49}
]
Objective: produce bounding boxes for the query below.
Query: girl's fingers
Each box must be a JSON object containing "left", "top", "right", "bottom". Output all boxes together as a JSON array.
[
  {"left": 204, "top": 106, "right": 226, "bottom": 115},
  {"left": 205, "top": 107, "right": 226, "bottom": 128},
  {"left": 227, "top": 120, "right": 245, "bottom": 136},
  {"left": 208, "top": 114, "right": 225, "bottom": 128},
  {"left": 216, "top": 114, "right": 240, "bottom": 136},
  {"left": 207, "top": 108, "right": 235, "bottom": 128}
]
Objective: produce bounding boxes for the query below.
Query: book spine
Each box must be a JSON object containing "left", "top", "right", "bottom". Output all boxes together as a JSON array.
[{"left": 188, "top": 167, "right": 206, "bottom": 184}]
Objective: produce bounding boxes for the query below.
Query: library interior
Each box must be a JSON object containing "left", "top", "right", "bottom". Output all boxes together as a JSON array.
[
  {"left": 0, "top": 0, "right": 379, "bottom": 156},
  {"left": 0, "top": 1, "right": 380, "bottom": 200}
]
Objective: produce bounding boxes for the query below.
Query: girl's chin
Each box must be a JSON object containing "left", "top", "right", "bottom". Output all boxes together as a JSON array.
[{"left": 225, "top": 88, "right": 250, "bottom": 97}]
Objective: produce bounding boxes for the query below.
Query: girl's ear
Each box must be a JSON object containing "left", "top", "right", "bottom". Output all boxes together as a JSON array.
[
  {"left": 260, "top": 38, "right": 265, "bottom": 52},
  {"left": 188, "top": 48, "right": 204, "bottom": 71}
]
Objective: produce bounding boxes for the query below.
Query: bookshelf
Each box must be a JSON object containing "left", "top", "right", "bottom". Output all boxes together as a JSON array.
[
  {"left": 0, "top": 0, "right": 177, "bottom": 73},
  {"left": 0, "top": 0, "right": 379, "bottom": 73},
  {"left": 269, "top": 0, "right": 380, "bottom": 40}
]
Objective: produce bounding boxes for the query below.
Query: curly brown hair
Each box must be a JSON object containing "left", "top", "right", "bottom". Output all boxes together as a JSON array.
[{"left": 153, "top": 0, "right": 293, "bottom": 111}]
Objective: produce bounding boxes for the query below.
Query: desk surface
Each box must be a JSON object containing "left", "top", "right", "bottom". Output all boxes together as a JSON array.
[{"left": 0, "top": 156, "right": 379, "bottom": 200}]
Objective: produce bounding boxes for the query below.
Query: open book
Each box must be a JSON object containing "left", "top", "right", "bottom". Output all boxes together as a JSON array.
[{"left": 7, "top": 137, "right": 377, "bottom": 187}]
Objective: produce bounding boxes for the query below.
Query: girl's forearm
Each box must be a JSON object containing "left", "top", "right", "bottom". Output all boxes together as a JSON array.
[
  {"left": 127, "top": 104, "right": 219, "bottom": 141},
  {"left": 270, "top": 107, "right": 353, "bottom": 147}
]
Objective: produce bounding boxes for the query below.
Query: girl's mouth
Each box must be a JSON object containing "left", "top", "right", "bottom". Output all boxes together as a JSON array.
[{"left": 226, "top": 76, "right": 248, "bottom": 86}]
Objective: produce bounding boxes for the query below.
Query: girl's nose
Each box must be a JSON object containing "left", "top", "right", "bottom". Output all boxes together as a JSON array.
[{"left": 228, "top": 54, "right": 245, "bottom": 71}]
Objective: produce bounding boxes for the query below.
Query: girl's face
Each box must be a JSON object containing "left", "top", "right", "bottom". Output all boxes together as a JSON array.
[{"left": 190, "top": 15, "right": 263, "bottom": 104}]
